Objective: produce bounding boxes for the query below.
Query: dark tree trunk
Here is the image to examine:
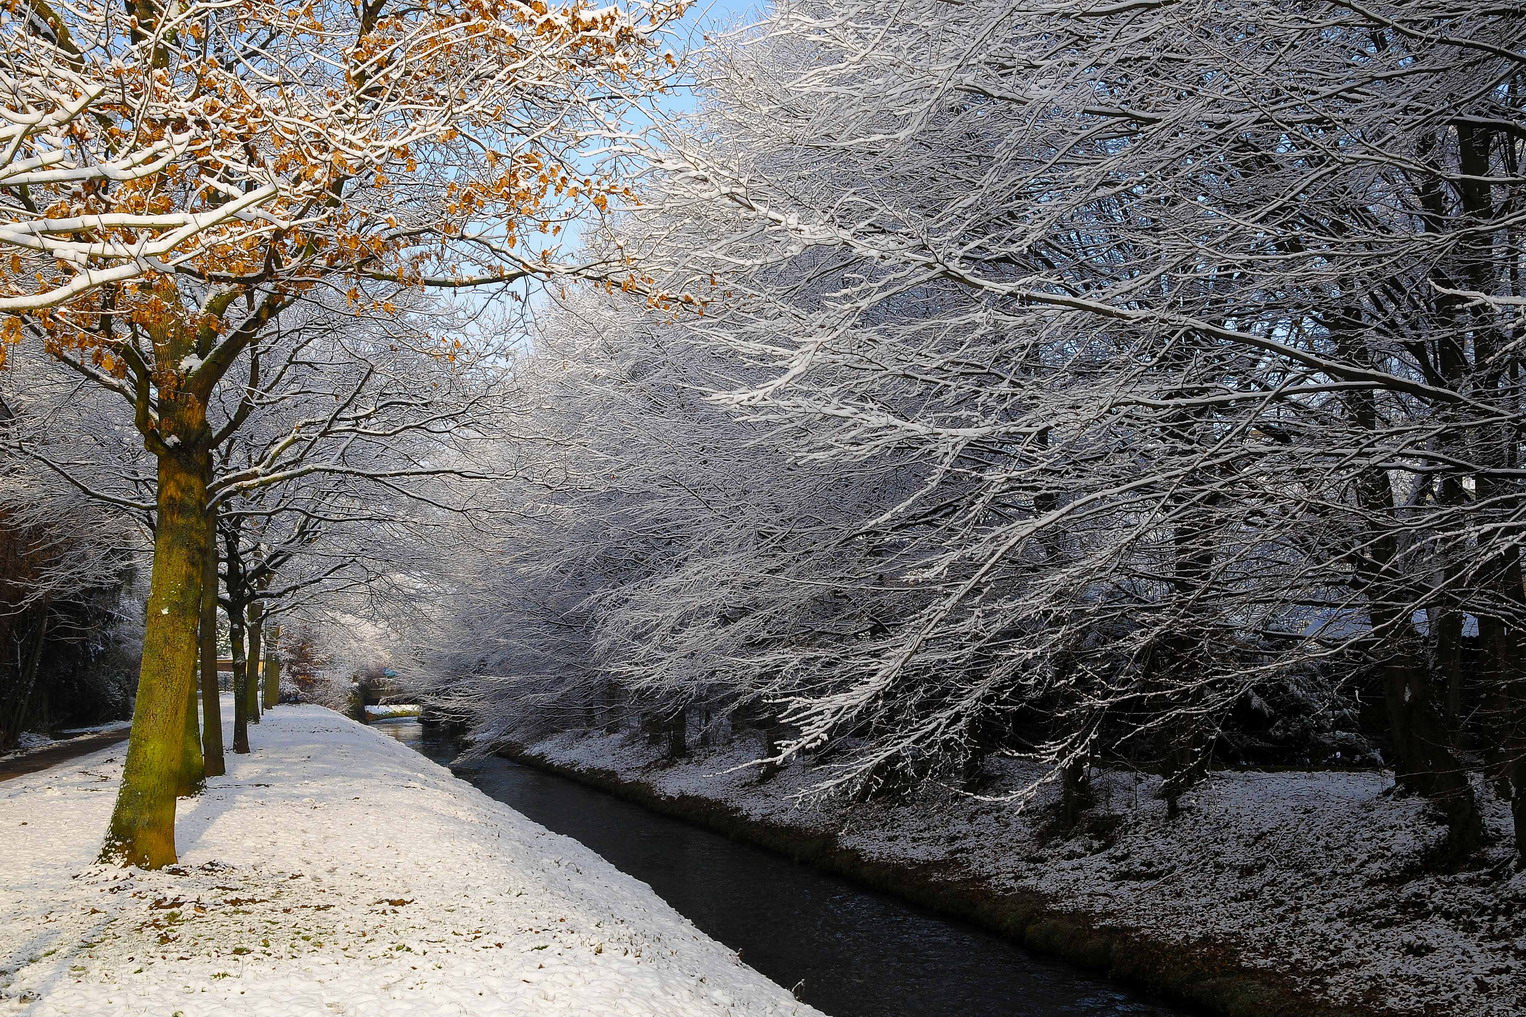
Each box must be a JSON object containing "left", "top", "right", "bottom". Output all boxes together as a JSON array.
[
  {"left": 1381, "top": 647, "right": 1481, "bottom": 862},
  {"left": 246, "top": 603, "right": 263, "bottom": 724},
  {"left": 229, "top": 590, "right": 250, "bottom": 755},
  {"left": 199, "top": 505, "right": 225, "bottom": 778},
  {"left": 1059, "top": 754, "right": 1094, "bottom": 830}
]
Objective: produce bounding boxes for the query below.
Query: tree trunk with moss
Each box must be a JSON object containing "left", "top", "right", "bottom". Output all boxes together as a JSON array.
[
  {"left": 246, "top": 603, "right": 263, "bottom": 724},
  {"left": 199, "top": 504, "right": 225, "bottom": 778},
  {"left": 178, "top": 660, "right": 203, "bottom": 797},
  {"left": 263, "top": 624, "right": 282, "bottom": 710},
  {"left": 101, "top": 438, "right": 209, "bottom": 868}
]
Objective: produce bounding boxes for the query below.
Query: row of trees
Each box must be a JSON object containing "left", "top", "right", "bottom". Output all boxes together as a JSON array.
[
  {"left": 0, "top": 389, "right": 301, "bottom": 772},
  {"left": 415, "top": 0, "right": 1526, "bottom": 866},
  {"left": 1, "top": 0, "right": 680, "bottom": 865}
]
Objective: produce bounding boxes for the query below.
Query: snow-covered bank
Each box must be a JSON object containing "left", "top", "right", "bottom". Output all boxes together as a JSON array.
[
  {"left": 518, "top": 729, "right": 1525, "bottom": 1017},
  {"left": 0, "top": 721, "right": 131, "bottom": 760},
  {"left": 0, "top": 705, "right": 822, "bottom": 1017}
]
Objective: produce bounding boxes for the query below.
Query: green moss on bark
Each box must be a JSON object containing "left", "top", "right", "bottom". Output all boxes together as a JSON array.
[{"left": 102, "top": 446, "right": 209, "bottom": 868}]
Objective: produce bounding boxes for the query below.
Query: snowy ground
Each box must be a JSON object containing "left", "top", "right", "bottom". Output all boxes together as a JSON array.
[
  {"left": 529, "top": 728, "right": 1526, "bottom": 1017},
  {"left": 0, "top": 703, "right": 823, "bottom": 1017}
]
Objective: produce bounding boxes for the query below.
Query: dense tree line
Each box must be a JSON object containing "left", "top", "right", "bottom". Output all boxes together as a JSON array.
[{"left": 415, "top": 0, "right": 1526, "bottom": 865}]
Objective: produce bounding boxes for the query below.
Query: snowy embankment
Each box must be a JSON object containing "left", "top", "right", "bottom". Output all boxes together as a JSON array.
[
  {"left": 0, "top": 721, "right": 132, "bottom": 760},
  {"left": 523, "top": 729, "right": 1525, "bottom": 1017},
  {"left": 0, "top": 705, "right": 822, "bottom": 1017}
]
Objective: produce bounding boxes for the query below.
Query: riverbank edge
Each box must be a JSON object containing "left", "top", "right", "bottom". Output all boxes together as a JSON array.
[{"left": 494, "top": 740, "right": 1398, "bottom": 1017}]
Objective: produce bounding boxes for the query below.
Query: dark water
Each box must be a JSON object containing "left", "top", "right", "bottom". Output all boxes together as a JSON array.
[{"left": 372, "top": 717, "right": 1188, "bottom": 1017}]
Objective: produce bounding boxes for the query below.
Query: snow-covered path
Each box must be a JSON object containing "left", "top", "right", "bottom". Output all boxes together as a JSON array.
[{"left": 0, "top": 704, "right": 824, "bottom": 1017}]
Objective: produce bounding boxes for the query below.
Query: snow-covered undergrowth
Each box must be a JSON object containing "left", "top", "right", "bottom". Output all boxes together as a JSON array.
[
  {"left": 0, "top": 705, "right": 821, "bottom": 1017},
  {"left": 3, "top": 733, "right": 54, "bottom": 756},
  {"left": 529, "top": 728, "right": 1526, "bottom": 1017}
]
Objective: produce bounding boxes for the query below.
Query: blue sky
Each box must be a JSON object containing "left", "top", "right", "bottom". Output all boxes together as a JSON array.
[
  {"left": 688, "top": 0, "right": 763, "bottom": 34},
  {"left": 658, "top": 0, "right": 766, "bottom": 115},
  {"left": 435, "top": 0, "right": 770, "bottom": 334}
]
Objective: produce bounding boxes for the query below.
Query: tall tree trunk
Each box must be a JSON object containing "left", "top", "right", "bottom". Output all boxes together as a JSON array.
[
  {"left": 199, "top": 505, "right": 224, "bottom": 778},
  {"left": 1059, "top": 752, "right": 1094, "bottom": 830},
  {"left": 246, "top": 603, "right": 263, "bottom": 724},
  {"left": 262, "top": 624, "right": 282, "bottom": 710},
  {"left": 230, "top": 590, "right": 250, "bottom": 754},
  {"left": 602, "top": 679, "right": 622, "bottom": 733},
  {"left": 1378, "top": 640, "right": 1481, "bottom": 861},
  {"left": 101, "top": 447, "right": 208, "bottom": 868},
  {"left": 178, "top": 662, "right": 203, "bottom": 796},
  {"left": 21, "top": 613, "right": 48, "bottom": 735},
  {"left": 667, "top": 706, "right": 687, "bottom": 759},
  {"left": 1474, "top": 540, "right": 1526, "bottom": 866},
  {"left": 1334, "top": 313, "right": 1480, "bottom": 859},
  {"left": 2, "top": 607, "right": 50, "bottom": 751}
]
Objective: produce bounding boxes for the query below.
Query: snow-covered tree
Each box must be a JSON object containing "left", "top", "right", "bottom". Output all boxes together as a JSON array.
[
  {"left": 0, "top": 0, "right": 682, "bottom": 869},
  {"left": 419, "top": 0, "right": 1526, "bottom": 862}
]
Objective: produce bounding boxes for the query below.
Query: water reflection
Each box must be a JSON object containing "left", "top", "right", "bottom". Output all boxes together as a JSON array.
[{"left": 372, "top": 718, "right": 1185, "bottom": 1017}]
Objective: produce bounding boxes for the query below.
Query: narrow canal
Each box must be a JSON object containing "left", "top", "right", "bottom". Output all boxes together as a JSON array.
[{"left": 373, "top": 718, "right": 1190, "bottom": 1017}]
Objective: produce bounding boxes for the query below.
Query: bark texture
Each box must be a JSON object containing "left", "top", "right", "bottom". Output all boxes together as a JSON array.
[
  {"left": 262, "top": 624, "right": 282, "bottom": 710},
  {"left": 246, "top": 604, "right": 263, "bottom": 724},
  {"left": 101, "top": 445, "right": 208, "bottom": 868}
]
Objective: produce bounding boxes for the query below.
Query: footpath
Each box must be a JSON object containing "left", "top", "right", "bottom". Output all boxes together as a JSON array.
[{"left": 0, "top": 705, "right": 822, "bottom": 1017}]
